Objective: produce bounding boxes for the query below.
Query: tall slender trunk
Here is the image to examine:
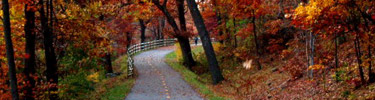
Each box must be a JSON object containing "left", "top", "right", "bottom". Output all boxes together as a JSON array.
[
  {"left": 354, "top": 33, "right": 365, "bottom": 84},
  {"left": 177, "top": 0, "right": 186, "bottom": 31},
  {"left": 305, "top": 31, "right": 310, "bottom": 76},
  {"left": 233, "top": 18, "right": 237, "bottom": 48},
  {"left": 155, "top": 24, "right": 161, "bottom": 40},
  {"left": 2, "top": 0, "right": 20, "bottom": 99},
  {"left": 49, "top": 0, "right": 53, "bottom": 27},
  {"left": 309, "top": 31, "right": 314, "bottom": 77},
  {"left": 216, "top": 14, "right": 224, "bottom": 44},
  {"left": 177, "top": 0, "right": 196, "bottom": 68},
  {"left": 105, "top": 53, "right": 113, "bottom": 73},
  {"left": 40, "top": 0, "right": 58, "bottom": 99},
  {"left": 252, "top": 12, "right": 262, "bottom": 70},
  {"left": 159, "top": 17, "right": 165, "bottom": 39},
  {"left": 335, "top": 33, "right": 339, "bottom": 69},
  {"left": 186, "top": 0, "right": 224, "bottom": 84},
  {"left": 361, "top": 7, "right": 375, "bottom": 83},
  {"left": 126, "top": 32, "right": 132, "bottom": 48},
  {"left": 334, "top": 32, "right": 340, "bottom": 82},
  {"left": 24, "top": 4, "right": 36, "bottom": 100},
  {"left": 139, "top": 19, "right": 146, "bottom": 43},
  {"left": 368, "top": 43, "right": 374, "bottom": 83},
  {"left": 212, "top": 0, "right": 224, "bottom": 44}
]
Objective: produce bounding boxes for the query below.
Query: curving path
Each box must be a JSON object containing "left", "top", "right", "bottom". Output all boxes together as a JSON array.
[{"left": 125, "top": 47, "right": 203, "bottom": 100}]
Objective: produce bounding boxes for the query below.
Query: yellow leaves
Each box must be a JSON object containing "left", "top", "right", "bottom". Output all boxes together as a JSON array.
[
  {"left": 87, "top": 72, "right": 100, "bottom": 83},
  {"left": 294, "top": 0, "right": 336, "bottom": 24},
  {"left": 308, "top": 65, "right": 326, "bottom": 70},
  {"left": 212, "top": 43, "right": 222, "bottom": 52}
]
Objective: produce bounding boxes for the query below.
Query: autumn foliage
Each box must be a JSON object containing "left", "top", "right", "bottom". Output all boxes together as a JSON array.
[{"left": 1, "top": 0, "right": 375, "bottom": 99}]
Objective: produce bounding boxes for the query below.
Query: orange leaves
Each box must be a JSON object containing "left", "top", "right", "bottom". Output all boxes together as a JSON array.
[
  {"left": 223, "top": 0, "right": 266, "bottom": 19},
  {"left": 308, "top": 65, "right": 326, "bottom": 70},
  {"left": 265, "top": 20, "right": 282, "bottom": 35}
]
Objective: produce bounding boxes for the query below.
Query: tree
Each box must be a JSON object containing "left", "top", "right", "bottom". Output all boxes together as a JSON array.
[
  {"left": 105, "top": 53, "right": 114, "bottom": 73},
  {"left": 2, "top": 0, "right": 20, "bottom": 99},
  {"left": 186, "top": 0, "right": 224, "bottom": 84},
  {"left": 211, "top": 0, "right": 224, "bottom": 44},
  {"left": 39, "top": 0, "right": 58, "bottom": 99},
  {"left": 24, "top": 1, "right": 37, "bottom": 99},
  {"left": 139, "top": 19, "right": 147, "bottom": 43},
  {"left": 293, "top": 0, "right": 375, "bottom": 84},
  {"left": 176, "top": 0, "right": 196, "bottom": 67},
  {"left": 151, "top": 0, "right": 196, "bottom": 68}
]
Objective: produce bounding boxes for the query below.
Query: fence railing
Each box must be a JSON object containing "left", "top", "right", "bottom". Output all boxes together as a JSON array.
[{"left": 127, "top": 38, "right": 177, "bottom": 76}]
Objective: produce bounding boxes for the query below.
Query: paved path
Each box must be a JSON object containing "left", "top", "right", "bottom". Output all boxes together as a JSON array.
[{"left": 125, "top": 47, "right": 203, "bottom": 100}]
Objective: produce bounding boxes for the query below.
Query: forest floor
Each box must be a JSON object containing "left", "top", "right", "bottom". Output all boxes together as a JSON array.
[
  {"left": 125, "top": 46, "right": 202, "bottom": 100},
  {"left": 166, "top": 45, "right": 375, "bottom": 100}
]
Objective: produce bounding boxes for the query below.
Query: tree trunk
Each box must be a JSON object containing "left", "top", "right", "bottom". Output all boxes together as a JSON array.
[
  {"left": 49, "top": 0, "right": 53, "bottom": 28},
  {"left": 233, "top": 18, "right": 237, "bottom": 48},
  {"left": 212, "top": 0, "right": 224, "bottom": 44},
  {"left": 24, "top": 4, "right": 36, "bottom": 100},
  {"left": 126, "top": 32, "right": 132, "bottom": 48},
  {"left": 335, "top": 33, "right": 339, "bottom": 82},
  {"left": 309, "top": 31, "right": 314, "bottom": 77},
  {"left": 177, "top": 0, "right": 186, "bottom": 31},
  {"left": 252, "top": 12, "right": 262, "bottom": 70},
  {"left": 155, "top": 25, "right": 160, "bottom": 40},
  {"left": 305, "top": 32, "right": 310, "bottom": 75},
  {"left": 152, "top": 1, "right": 180, "bottom": 34},
  {"left": 186, "top": 0, "right": 224, "bottom": 84},
  {"left": 354, "top": 33, "right": 365, "bottom": 84},
  {"left": 335, "top": 33, "right": 339, "bottom": 69},
  {"left": 105, "top": 53, "right": 114, "bottom": 73},
  {"left": 177, "top": 36, "right": 196, "bottom": 69},
  {"left": 152, "top": 0, "right": 196, "bottom": 68},
  {"left": 139, "top": 19, "right": 146, "bottom": 43},
  {"left": 177, "top": 0, "right": 196, "bottom": 68},
  {"left": 159, "top": 17, "right": 165, "bottom": 39},
  {"left": 40, "top": 0, "right": 58, "bottom": 99},
  {"left": 368, "top": 45, "right": 374, "bottom": 83},
  {"left": 2, "top": 0, "right": 20, "bottom": 99}
]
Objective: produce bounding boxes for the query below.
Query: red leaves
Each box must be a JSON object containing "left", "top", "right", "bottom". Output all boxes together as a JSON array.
[
  {"left": 24, "top": 53, "right": 30, "bottom": 59},
  {"left": 265, "top": 20, "right": 282, "bottom": 35},
  {"left": 236, "top": 24, "right": 254, "bottom": 39}
]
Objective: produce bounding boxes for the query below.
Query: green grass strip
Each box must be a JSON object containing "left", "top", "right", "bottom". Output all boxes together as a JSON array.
[{"left": 165, "top": 47, "right": 228, "bottom": 100}]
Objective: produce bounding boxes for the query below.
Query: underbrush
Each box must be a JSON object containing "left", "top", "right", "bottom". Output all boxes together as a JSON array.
[
  {"left": 58, "top": 49, "right": 135, "bottom": 99},
  {"left": 168, "top": 44, "right": 375, "bottom": 99}
]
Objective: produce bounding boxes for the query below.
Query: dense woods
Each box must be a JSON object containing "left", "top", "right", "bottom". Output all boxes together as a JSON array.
[{"left": 0, "top": 0, "right": 375, "bottom": 99}]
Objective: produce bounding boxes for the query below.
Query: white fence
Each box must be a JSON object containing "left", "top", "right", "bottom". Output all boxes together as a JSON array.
[{"left": 127, "top": 38, "right": 177, "bottom": 76}]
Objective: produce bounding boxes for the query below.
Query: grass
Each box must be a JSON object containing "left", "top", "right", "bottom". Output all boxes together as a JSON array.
[
  {"left": 100, "top": 55, "right": 135, "bottom": 100},
  {"left": 79, "top": 55, "right": 135, "bottom": 100},
  {"left": 165, "top": 46, "right": 229, "bottom": 100},
  {"left": 101, "top": 78, "right": 135, "bottom": 100}
]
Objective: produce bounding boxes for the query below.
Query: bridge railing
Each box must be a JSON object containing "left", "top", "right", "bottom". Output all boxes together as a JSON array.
[{"left": 127, "top": 38, "right": 177, "bottom": 76}]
